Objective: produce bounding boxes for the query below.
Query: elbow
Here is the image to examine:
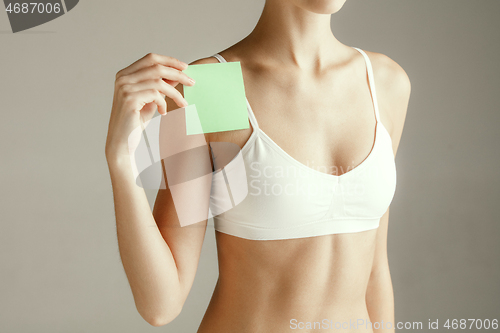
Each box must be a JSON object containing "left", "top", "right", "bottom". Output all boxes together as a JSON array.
[
  {"left": 134, "top": 284, "right": 185, "bottom": 326},
  {"left": 138, "top": 293, "right": 184, "bottom": 327},
  {"left": 143, "top": 305, "right": 183, "bottom": 327}
]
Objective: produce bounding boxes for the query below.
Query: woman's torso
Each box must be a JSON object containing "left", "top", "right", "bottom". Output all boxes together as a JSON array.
[{"left": 196, "top": 44, "right": 391, "bottom": 332}]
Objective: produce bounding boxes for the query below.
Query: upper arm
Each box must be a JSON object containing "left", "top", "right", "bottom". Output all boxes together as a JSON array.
[
  {"left": 151, "top": 56, "right": 220, "bottom": 305},
  {"left": 366, "top": 51, "right": 411, "bottom": 272},
  {"left": 368, "top": 51, "right": 411, "bottom": 158}
]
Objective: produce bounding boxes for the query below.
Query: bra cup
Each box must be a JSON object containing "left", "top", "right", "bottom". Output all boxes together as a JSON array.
[
  {"left": 214, "top": 129, "right": 397, "bottom": 237},
  {"left": 342, "top": 133, "right": 396, "bottom": 218},
  {"left": 216, "top": 136, "right": 335, "bottom": 228},
  {"left": 215, "top": 130, "right": 397, "bottom": 225}
]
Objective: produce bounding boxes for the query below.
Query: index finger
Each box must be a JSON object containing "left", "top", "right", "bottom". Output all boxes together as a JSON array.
[{"left": 116, "top": 53, "right": 188, "bottom": 79}]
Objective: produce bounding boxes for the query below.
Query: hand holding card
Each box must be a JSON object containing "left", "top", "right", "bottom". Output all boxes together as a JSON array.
[{"left": 183, "top": 61, "right": 250, "bottom": 135}]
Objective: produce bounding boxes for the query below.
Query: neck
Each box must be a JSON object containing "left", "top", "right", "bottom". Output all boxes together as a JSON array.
[{"left": 242, "top": 0, "right": 343, "bottom": 69}]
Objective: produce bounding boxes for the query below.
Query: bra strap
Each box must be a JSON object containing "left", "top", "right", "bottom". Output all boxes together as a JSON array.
[
  {"left": 212, "top": 53, "right": 260, "bottom": 130},
  {"left": 212, "top": 53, "right": 226, "bottom": 64},
  {"left": 352, "top": 47, "right": 381, "bottom": 123}
]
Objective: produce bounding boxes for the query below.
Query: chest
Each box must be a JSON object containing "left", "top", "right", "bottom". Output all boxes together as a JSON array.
[{"left": 210, "top": 69, "right": 379, "bottom": 177}]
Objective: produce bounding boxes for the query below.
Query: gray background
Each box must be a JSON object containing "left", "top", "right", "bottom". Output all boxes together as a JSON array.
[{"left": 1, "top": 0, "right": 499, "bottom": 332}]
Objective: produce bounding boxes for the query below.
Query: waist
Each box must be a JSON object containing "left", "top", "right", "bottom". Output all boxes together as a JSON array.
[
  {"left": 200, "top": 279, "right": 373, "bottom": 333},
  {"left": 215, "top": 260, "right": 372, "bottom": 309}
]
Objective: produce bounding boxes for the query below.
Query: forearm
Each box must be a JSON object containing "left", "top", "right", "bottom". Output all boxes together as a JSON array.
[
  {"left": 365, "top": 264, "right": 395, "bottom": 332},
  {"left": 107, "top": 155, "right": 182, "bottom": 324}
]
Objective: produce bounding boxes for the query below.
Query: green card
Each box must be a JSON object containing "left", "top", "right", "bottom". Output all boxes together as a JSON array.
[{"left": 183, "top": 61, "right": 250, "bottom": 135}]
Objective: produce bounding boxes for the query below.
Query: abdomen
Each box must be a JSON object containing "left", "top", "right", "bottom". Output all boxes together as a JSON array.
[{"left": 197, "top": 229, "right": 378, "bottom": 333}]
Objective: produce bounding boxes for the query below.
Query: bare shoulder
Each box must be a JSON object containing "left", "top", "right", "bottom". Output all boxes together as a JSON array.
[
  {"left": 362, "top": 50, "right": 411, "bottom": 119},
  {"left": 363, "top": 50, "right": 411, "bottom": 157}
]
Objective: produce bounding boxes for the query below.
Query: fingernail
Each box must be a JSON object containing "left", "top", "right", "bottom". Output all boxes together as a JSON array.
[
  {"left": 181, "top": 61, "right": 189, "bottom": 68},
  {"left": 189, "top": 78, "right": 195, "bottom": 85}
]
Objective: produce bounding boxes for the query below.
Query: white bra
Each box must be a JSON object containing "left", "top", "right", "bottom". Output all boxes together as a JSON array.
[{"left": 209, "top": 47, "right": 397, "bottom": 240}]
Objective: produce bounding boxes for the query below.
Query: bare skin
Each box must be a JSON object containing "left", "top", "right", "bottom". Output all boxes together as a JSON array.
[{"left": 105, "top": 0, "right": 410, "bottom": 331}]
